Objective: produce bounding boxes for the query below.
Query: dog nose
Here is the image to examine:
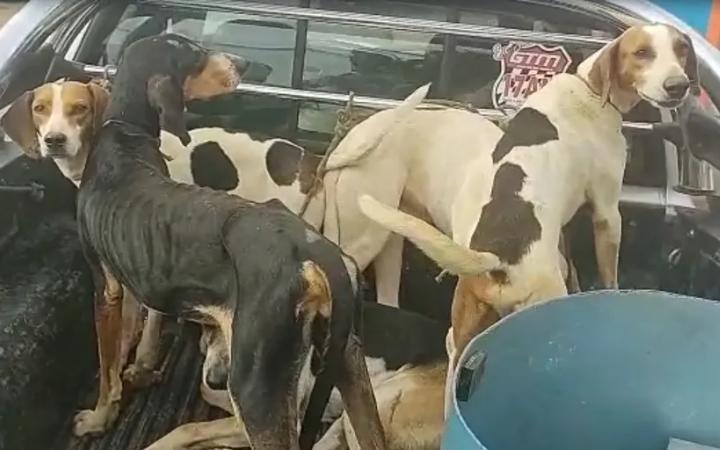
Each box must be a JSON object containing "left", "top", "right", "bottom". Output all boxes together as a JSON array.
[
  {"left": 228, "top": 54, "right": 249, "bottom": 78},
  {"left": 44, "top": 132, "right": 67, "bottom": 147},
  {"left": 204, "top": 368, "right": 227, "bottom": 390},
  {"left": 663, "top": 76, "right": 690, "bottom": 99}
]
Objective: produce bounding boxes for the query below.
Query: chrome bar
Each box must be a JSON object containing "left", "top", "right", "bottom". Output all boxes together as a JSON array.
[
  {"left": 141, "top": 0, "right": 610, "bottom": 47},
  {"left": 620, "top": 185, "right": 698, "bottom": 210},
  {"left": 79, "top": 63, "right": 655, "bottom": 131}
]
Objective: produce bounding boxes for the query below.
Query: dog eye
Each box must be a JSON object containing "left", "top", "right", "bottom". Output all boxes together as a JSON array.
[
  {"left": 33, "top": 104, "right": 46, "bottom": 113},
  {"left": 72, "top": 104, "right": 89, "bottom": 114},
  {"left": 634, "top": 48, "right": 652, "bottom": 59}
]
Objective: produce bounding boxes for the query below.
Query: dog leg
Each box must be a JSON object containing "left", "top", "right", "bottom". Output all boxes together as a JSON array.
[
  {"left": 323, "top": 161, "right": 405, "bottom": 276},
  {"left": 200, "top": 381, "right": 233, "bottom": 413},
  {"left": 336, "top": 333, "right": 386, "bottom": 450},
  {"left": 123, "top": 309, "right": 163, "bottom": 388},
  {"left": 226, "top": 322, "right": 300, "bottom": 449},
  {"left": 591, "top": 203, "right": 621, "bottom": 289},
  {"left": 73, "top": 265, "right": 124, "bottom": 436},
  {"left": 559, "top": 231, "right": 581, "bottom": 293},
  {"left": 120, "top": 288, "right": 144, "bottom": 370},
  {"left": 373, "top": 233, "right": 403, "bottom": 307},
  {"left": 143, "top": 417, "right": 249, "bottom": 450}
]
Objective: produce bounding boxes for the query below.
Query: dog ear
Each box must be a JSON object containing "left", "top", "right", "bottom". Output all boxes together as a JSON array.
[
  {"left": 1, "top": 91, "right": 41, "bottom": 158},
  {"left": 683, "top": 32, "right": 701, "bottom": 96},
  {"left": 87, "top": 82, "right": 110, "bottom": 133},
  {"left": 147, "top": 75, "right": 190, "bottom": 145},
  {"left": 588, "top": 39, "right": 620, "bottom": 107}
]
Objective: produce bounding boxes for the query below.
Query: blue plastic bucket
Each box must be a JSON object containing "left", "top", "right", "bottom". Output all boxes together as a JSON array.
[{"left": 442, "top": 290, "right": 720, "bottom": 450}]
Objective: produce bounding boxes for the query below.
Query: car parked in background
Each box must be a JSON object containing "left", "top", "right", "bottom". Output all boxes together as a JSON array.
[{"left": 2, "top": 1, "right": 720, "bottom": 449}]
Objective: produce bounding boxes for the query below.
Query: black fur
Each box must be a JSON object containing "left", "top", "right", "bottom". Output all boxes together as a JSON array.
[
  {"left": 77, "top": 35, "right": 376, "bottom": 449},
  {"left": 265, "top": 140, "right": 304, "bottom": 186},
  {"left": 190, "top": 141, "right": 239, "bottom": 191},
  {"left": 470, "top": 163, "right": 542, "bottom": 264},
  {"left": 492, "top": 107, "right": 559, "bottom": 163},
  {"left": 360, "top": 302, "right": 446, "bottom": 370}
]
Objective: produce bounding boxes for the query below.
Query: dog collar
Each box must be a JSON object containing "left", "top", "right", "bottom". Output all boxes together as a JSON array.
[{"left": 572, "top": 74, "right": 622, "bottom": 115}]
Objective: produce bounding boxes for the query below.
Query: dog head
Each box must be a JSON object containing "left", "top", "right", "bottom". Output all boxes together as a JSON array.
[
  {"left": 117, "top": 34, "right": 248, "bottom": 145},
  {"left": 1, "top": 81, "right": 109, "bottom": 166},
  {"left": 579, "top": 23, "right": 699, "bottom": 112}
]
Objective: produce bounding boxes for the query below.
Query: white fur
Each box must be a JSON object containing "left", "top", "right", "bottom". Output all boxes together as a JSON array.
[
  {"left": 161, "top": 128, "right": 326, "bottom": 229},
  {"left": 38, "top": 83, "right": 84, "bottom": 159},
  {"left": 345, "top": 25, "right": 695, "bottom": 416},
  {"left": 322, "top": 84, "right": 504, "bottom": 307},
  {"left": 638, "top": 25, "right": 693, "bottom": 107},
  {"left": 37, "top": 83, "right": 87, "bottom": 183}
]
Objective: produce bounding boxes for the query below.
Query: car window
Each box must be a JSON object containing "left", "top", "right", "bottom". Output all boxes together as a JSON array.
[{"left": 90, "top": 0, "right": 677, "bottom": 187}]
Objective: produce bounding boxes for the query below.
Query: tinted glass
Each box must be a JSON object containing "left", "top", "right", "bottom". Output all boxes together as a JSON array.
[{"left": 96, "top": 0, "right": 673, "bottom": 187}]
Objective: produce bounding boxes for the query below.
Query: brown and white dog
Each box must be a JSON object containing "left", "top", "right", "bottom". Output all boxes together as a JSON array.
[
  {"left": 0, "top": 80, "right": 326, "bottom": 392},
  {"left": 146, "top": 301, "right": 448, "bottom": 450},
  {"left": 329, "top": 23, "right": 698, "bottom": 412},
  {"left": 0, "top": 80, "right": 166, "bottom": 382}
]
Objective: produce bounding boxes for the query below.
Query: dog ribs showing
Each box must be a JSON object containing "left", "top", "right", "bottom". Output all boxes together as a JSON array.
[{"left": 73, "top": 34, "right": 385, "bottom": 450}]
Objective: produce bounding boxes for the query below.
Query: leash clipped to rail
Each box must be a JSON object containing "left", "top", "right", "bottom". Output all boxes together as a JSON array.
[{"left": 298, "top": 92, "right": 359, "bottom": 218}]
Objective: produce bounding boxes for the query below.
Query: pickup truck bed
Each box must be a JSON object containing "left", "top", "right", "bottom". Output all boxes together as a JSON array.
[{"left": 55, "top": 324, "right": 228, "bottom": 450}]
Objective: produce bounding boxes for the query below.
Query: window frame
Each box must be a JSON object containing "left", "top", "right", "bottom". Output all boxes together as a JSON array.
[{"left": 62, "top": 0, "right": 715, "bottom": 212}]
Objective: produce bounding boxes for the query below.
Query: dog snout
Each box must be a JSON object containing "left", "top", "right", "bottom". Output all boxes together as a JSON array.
[
  {"left": 204, "top": 365, "right": 228, "bottom": 390},
  {"left": 228, "top": 54, "right": 249, "bottom": 79},
  {"left": 44, "top": 132, "right": 68, "bottom": 153},
  {"left": 663, "top": 76, "right": 690, "bottom": 99}
]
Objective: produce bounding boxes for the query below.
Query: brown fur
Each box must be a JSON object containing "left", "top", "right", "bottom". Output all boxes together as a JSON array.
[
  {"left": 1, "top": 81, "right": 108, "bottom": 158},
  {"left": 450, "top": 277, "right": 501, "bottom": 367},
  {"left": 588, "top": 27, "right": 653, "bottom": 106},
  {"left": 297, "top": 261, "right": 333, "bottom": 320},
  {"left": 183, "top": 54, "right": 238, "bottom": 100},
  {"left": 588, "top": 25, "right": 698, "bottom": 106},
  {"left": 379, "top": 363, "right": 446, "bottom": 450}
]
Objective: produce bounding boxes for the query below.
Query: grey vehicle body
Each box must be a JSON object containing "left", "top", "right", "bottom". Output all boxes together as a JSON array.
[{"left": 2, "top": 1, "right": 720, "bottom": 449}]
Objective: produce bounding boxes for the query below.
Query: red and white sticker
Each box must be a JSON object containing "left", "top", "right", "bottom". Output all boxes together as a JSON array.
[{"left": 491, "top": 41, "right": 572, "bottom": 110}]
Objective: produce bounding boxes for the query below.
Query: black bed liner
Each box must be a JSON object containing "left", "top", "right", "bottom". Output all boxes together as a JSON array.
[{"left": 54, "top": 323, "right": 231, "bottom": 450}]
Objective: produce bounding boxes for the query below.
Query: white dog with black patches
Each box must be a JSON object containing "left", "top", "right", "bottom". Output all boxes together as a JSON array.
[{"left": 330, "top": 23, "right": 698, "bottom": 413}]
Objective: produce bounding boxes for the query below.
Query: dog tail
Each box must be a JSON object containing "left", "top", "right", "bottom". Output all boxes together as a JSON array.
[
  {"left": 358, "top": 194, "right": 502, "bottom": 276},
  {"left": 324, "top": 83, "right": 430, "bottom": 171}
]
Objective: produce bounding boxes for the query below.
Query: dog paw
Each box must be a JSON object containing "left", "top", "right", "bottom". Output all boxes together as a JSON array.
[
  {"left": 123, "top": 364, "right": 162, "bottom": 389},
  {"left": 72, "top": 406, "right": 118, "bottom": 437}
]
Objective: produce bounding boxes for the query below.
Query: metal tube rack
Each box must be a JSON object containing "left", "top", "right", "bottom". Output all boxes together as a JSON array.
[
  {"left": 79, "top": 63, "right": 654, "bottom": 132},
  {"left": 140, "top": 0, "right": 611, "bottom": 47}
]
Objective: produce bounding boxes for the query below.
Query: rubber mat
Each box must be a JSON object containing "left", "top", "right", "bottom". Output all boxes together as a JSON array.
[{"left": 53, "top": 322, "right": 232, "bottom": 450}]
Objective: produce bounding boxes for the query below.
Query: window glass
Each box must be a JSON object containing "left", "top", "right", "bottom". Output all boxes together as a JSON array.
[
  {"left": 98, "top": 4, "right": 299, "bottom": 138},
  {"left": 299, "top": 1, "right": 446, "bottom": 136},
  {"left": 93, "top": 0, "right": 680, "bottom": 189},
  {"left": 103, "top": 6, "right": 296, "bottom": 87},
  {"left": 310, "top": 0, "right": 447, "bottom": 20}
]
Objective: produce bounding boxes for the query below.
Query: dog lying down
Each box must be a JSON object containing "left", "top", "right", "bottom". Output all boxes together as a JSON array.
[{"left": 147, "top": 301, "right": 448, "bottom": 450}]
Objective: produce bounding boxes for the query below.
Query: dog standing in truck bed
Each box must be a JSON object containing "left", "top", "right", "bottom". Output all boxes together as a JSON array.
[
  {"left": 70, "top": 34, "right": 385, "bottom": 449},
  {"left": 356, "top": 23, "right": 699, "bottom": 413},
  {"left": 1, "top": 81, "right": 326, "bottom": 388}
]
